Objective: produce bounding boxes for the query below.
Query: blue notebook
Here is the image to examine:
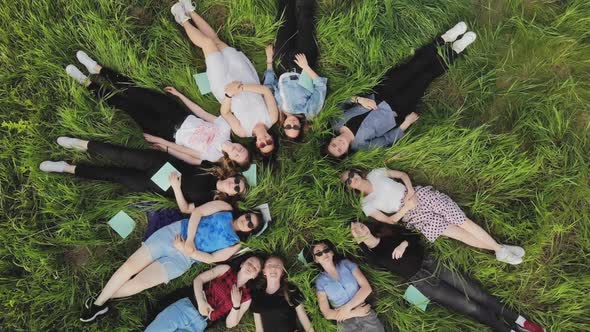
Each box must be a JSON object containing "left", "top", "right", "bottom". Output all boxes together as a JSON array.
[
  {"left": 107, "top": 211, "right": 136, "bottom": 239},
  {"left": 403, "top": 285, "right": 430, "bottom": 311},
  {"left": 193, "top": 72, "right": 211, "bottom": 95},
  {"left": 150, "top": 162, "right": 180, "bottom": 191}
]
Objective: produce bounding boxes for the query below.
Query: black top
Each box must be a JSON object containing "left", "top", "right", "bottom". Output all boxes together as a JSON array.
[
  {"left": 359, "top": 233, "right": 425, "bottom": 279},
  {"left": 251, "top": 283, "right": 304, "bottom": 332},
  {"left": 344, "top": 111, "right": 370, "bottom": 136},
  {"left": 164, "top": 160, "right": 218, "bottom": 206}
]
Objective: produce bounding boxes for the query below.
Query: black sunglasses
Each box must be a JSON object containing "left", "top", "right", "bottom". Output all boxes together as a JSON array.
[
  {"left": 284, "top": 124, "right": 301, "bottom": 131},
  {"left": 232, "top": 177, "right": 241, "bottom": 194},
  {"left": 345, "top": 171, "right": 357, "bottom": 186},
  {"left": 314, "top": 247, "right": 331, "bottom": 257},
  {"left": 245, "top": 213, "right": 256, "bottom": 229},
  {"left": 257, "top": 139, "right": 274, "bottom": 149}
]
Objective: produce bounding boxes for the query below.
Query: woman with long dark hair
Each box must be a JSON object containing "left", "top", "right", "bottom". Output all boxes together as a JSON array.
[
  {"left": 40, "top": 139, "right": 247, "bottom": 209},
  {"left": 350, "top": 220, "right": 546, "bottom": 332},
  {"left": 309, "top": 240, "right": 385, "bottom": 332},
  {"left": 80, "top": 201, "right": 264, "bottom": 323},
  {"left": 341, "top": 168, "right": 525, "bottom": 265},
  {"left": 251, "top": 255, "right": 314, "bottom": 332},
  {"left": 145, "top": 255, "right": 263, "bottom": 331},
  {"left": 65, "top": 53, "right": 250, "bottom": 170}
]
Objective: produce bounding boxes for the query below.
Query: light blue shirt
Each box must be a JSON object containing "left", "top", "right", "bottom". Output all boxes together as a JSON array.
[
  {"left": 315, "top": 259, "right": 360, "bottom": 308},
  {"left": 263, "top": 70, "right": 327, "bottom": 119},
  {"left": 332, "top": 94, "right": 405, "bottom": 151}
]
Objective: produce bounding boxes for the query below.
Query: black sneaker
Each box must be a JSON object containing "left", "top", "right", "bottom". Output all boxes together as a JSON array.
[{"left": 80, "top": 297, "right": 109, "bottom": 323}]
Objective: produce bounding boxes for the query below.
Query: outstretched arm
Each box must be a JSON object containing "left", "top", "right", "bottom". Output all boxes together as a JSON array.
[
  {"left": 295, "top": 304, "right": 315, "bottom": 332},
  {"left": 164, "top": 86, "right": 217, "bottom": 123},
  {"left": 144, "top": 133, "right": 203, "bottom": 164},
  {"left": 220, "top": 97, "right": 249, "bottom": 137}
]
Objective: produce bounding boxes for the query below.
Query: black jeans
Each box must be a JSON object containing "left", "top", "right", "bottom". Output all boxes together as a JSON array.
[
  {"left": 374, "top": 37, "right": 459, "bottom": 122},
  {"left": 74, "top": 141, "right": 186, "bottom": 197},
  {"left": 88, "top": 68, "right": 188, "bottom": 140},
  {"left": 410, "top": 256, "right": 519, "bottom": 332},
  {"left": 274, "top": 0, "right": 318, "bottom": 71}
]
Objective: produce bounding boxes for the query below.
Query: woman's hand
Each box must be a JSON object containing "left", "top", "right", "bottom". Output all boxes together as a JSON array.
[
  {"left": 173, "top": 234, "right": 185, "bottom": 252},
  {"left": 230, "top": 285, "right": 242, "bottom": 308},
  {"left": 403, "top": 192, "right": 418, "bottom": 211},
  {"left": 164, "top": 86, "right": 181, "bottom": 97},
  {"left": 334, "top": 306, "right": 352, "bottom": 322},
  {"left": 356, "top": 97, "right": 378, "bottom": 110},
  {"left": 294, "top": 53, "right": 309, "bottom": 70},
  {"left": 392, "top": 241, "right": 408, "bottom": 259},
  {"left": 197, "top": 299, "right": 214, "bottom": 319},
  {"left": 169, "top": 172, "right": 181, "bottom": 189},
  {"left": 265, "top": 44, "right": 274, "bottom": 63},
  {"left": 224, "top": 81, "right": 243, "bottom": 97},
  {"left": 349, "top": 303, "right": 372, "bottom": 319},
  {"left": 143, "top": 133, "right": 164, "bottom": 144}
]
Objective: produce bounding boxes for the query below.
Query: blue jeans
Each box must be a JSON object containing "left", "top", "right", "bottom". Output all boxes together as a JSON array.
[{"left": 145, "top": 297, "right": 207, "bottom": 332}]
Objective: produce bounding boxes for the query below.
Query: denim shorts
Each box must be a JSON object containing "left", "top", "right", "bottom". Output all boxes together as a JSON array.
[
  {"left": 145, "top": 297, "right": 207, "bottom": 332},
  {"left": 143, "top": 220, "right": 196, "bottom": 283}
]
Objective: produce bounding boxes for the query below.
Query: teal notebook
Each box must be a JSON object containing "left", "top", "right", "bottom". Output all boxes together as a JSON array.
[
  {"left": 403, "top": 285, "right": 430, "bottom": 311},
  {"left": 150, "top": 162, "right": 180, "bottom": 191},
  {"left": 107, "top": 211, "right": 136, "bottom": 239},
  {"left": 243, "top": 164, "right": 257, "bottom": 187},
  {"left": 193, "top": 72, "right": 211, "bottom": 95},
  {"left": 298, "top": 71, "right": 314, "bottom": 93}
]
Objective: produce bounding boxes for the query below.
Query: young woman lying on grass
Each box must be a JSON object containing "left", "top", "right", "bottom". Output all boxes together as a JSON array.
[
  {"left": 251, "top": 256, "right": 315, "bottom": 332},
  {"left": 308, "top": 240, "right": 385, "bottom": 332},
  {"left": 80, "top": 200, "right": 263, "bottom": 323},
  {"left": 65, "top": 54, "right": 250, "bottom": 170},
  {"left": 341, "top": 168, "right": 525, "bottom": 265},
  {"left": 39, "top": 139, "right": 247, "bottom": 209},
  {"left": 321, "top": 22, "right": 476, "bottom": 159},
  {"left": 263, "top": 0, "right": 327, "bottom": 141},
  {"left": 171, "top": 0, "right": 280, "bottom": 157},
  {"left": 145, "top": 255, "right": 262, "bottom": 332},
  {"left": 350, "top": 221, "right": 546, "bottom": 332}
]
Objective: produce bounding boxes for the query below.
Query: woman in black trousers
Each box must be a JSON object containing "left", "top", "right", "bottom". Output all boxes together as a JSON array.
[
  {"left": 40, "top": 138, "right": 247, "bottom": 211},
  {"left": 350, "top": 221, "right": 546, "bottom": 332}
]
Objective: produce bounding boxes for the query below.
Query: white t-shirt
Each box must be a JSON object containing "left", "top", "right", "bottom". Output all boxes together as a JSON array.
[
  {"left": 174, "top": 115, "right": 231, "bottom": 162},
  {"left": 361, "top": 168, "right": 407, "bottom": 216},
  {"left": 231, "top": 93, "right": 272, "bottom": 136}
]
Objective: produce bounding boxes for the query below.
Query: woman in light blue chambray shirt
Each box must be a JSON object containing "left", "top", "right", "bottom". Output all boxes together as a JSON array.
[
  {"left": 263, "top": 0, "right": 327, "bottom": 140},
  {"left": 311, "top": 240, "right": 385, "bottom": 332}
]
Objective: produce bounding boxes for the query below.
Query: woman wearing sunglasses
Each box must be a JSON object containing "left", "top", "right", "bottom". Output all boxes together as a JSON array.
[
  {"left": 146, "top": 254, "right": 262, "bottom": 331},
  {"left": 80, "top": 200, "right": 264, "bottom": 323},
  {"left": 341, "top": 168, "right": 525, "bottom": 265},
  {"left": 350, "top": 221, "right": 546, "bottom": 332},
  {"left": 40, "top": 139, "right": 247, "bottom": 209},
  {"left": 65, "top": 54, "right": 250, "bottom": 170},
  {"left": 251, "top": 256, "right": 315, "bottom": 332},
  {"left": 263, "top": 0, "right": 327, "bottom": 141},
  {"left": 309, "top": 240, "right": 385, "bottom": 332},
  {"left": 170, "top": 1, "right": 279, "bottom": 157}
]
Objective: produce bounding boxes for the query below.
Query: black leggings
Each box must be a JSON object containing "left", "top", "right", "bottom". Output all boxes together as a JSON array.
[
  {"left": 274, "top": 0, "right": 318, "bottom": 71},
  {"left": 374, "top": 38, "right": 460, "bottom": 122},
  {"left": 88, "top": 68, "right": 188, "bottom": 140},
  {"left": 411, "top": 257, "right": 519, "bottom": 332},
  {"left": 74, "top": 141, "right": 184, "bottom": 196}
]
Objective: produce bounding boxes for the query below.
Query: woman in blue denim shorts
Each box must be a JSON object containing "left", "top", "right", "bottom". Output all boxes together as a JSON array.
[{"left": 80, "top": 200, "right": 264, "bottom": 323}]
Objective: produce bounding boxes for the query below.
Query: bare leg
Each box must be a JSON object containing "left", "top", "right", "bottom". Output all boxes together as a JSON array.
[
  {"left": 111, "top": 261, "right": 168, "bottom": 299},
  {"left": 459, "top": 219, "right": 503, "bottom": 252},
  {"left": 182, "top": 20, "right": 220, "bottom": 57},
  {"left": 441, "top": 225, "right": 498, "bottom": 252},
  {"left": 94, "top": 245, "right": 153, "bottom": 305},
  {"left": 188, "top": 11, "right": 228, "bottom": 50}
]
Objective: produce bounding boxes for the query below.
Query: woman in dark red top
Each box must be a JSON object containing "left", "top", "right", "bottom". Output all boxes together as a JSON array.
[{"left": 145, "top": 255, "right": 262, "bottom": 331}]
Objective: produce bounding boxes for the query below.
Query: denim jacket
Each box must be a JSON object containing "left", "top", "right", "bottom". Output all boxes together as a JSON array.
[
  {"left": 263, "top": 69, "right": 327, "bottom": 119},
  {"left": 332, "top": 94, "right": 404, "bottom": 151}
]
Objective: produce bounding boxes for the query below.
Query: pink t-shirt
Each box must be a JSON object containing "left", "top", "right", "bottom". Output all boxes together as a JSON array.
[{"left": 174, "top": 116, "right": 231, "bottom": 162}]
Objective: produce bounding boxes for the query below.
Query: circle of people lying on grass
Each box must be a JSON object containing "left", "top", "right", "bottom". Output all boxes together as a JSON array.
[{"left": 39, "top": 1, "right": 547, "bottom": 331}]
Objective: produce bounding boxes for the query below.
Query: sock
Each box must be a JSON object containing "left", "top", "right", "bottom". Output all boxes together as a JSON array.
[{"left": 516, "top": 315, "right": 527, "bottom": 326}]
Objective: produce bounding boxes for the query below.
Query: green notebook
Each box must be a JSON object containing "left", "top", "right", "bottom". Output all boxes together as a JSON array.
[
  {"left": 403, "top": 285, "right": 430, "bottom": 311},
  {"left": 298, "top": 71, "right": 315, "bottom": 93},
  {"left": 107, "top": 211, "right": 136, "bottom": 239},
  {"left": 150, "top": 162, "right": 180, "bottom": 191},
  {"left": 243, "top": 164, "right": 257, "bottom": 187},
  {"left": 193, "top": 72, "right": 211, "bottom": 95}
]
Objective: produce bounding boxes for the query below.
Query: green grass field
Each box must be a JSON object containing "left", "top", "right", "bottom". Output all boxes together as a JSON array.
[{"left": 1, "top": 0, "right": 589, "bottom": 331}]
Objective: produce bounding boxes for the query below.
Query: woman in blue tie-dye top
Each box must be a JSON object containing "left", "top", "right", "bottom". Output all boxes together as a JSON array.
[{"left": 80, "top": 200, "right": 264, "bottom": 323}]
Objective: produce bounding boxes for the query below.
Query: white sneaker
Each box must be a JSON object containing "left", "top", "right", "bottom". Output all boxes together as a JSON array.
[
  {"left": 76, "top": 51, "right": 99, "bottom": 74},
  {"left": 441, "top": 21, "right": 468, "bottom": 43},
  {"left": 496, "top": 246, "right": 523, "bottom": 265},
  {"left": 40, "top": 161, "right": 69, "bottom": 173},
  {"left": 179, "top": 0, "right": 195, "bottom": 14},
  {"left": 171, "top": 2, "right": 190, "bottom": 25},
  {"left": 57, "top": 136, "right": 86, "bottom": 151},
  {"left": 502, "top": 244, "right": 525, "bottom": 258},
  {"left": 452, "top": 31, "right": 477, "bottom": 54},
  {"left": 66, "top": 65, "right": 88, "bottom": 85}
]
